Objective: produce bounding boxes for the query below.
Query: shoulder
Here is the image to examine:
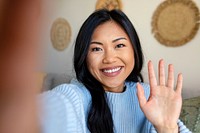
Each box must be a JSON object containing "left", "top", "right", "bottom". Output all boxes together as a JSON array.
[
  {"left": 38, "top": 79, "right": 90, "bottom": 133},
  {"left": 41, "top": 79, "right": 91, "bottom": 109}
]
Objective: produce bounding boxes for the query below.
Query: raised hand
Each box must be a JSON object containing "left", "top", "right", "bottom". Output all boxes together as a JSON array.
[{"left": 137, "top": 59, "right": 183, "bottom": 133}]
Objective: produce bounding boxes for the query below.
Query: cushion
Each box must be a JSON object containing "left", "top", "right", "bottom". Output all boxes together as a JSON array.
[
  {"left": 180, "top": 96, "right": 200, "bottom": 133},
  {"left": 42, "top": 73, "right": 74, "bottom": 91},
  {"left": 37, "top": 72, "right": 46, "bottom": 92}
]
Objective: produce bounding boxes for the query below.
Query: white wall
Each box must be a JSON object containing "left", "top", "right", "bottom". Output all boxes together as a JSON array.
[{"left": 43, "top": 0, "right": 200, "bottom": 98}]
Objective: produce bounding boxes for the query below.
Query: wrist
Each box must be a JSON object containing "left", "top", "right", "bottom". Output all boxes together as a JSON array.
[{"left": 156, "top": 124, "right": 178, "bottom": 133}]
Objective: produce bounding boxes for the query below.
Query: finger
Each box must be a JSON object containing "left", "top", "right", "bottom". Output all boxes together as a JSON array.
[
  {"left": 148, "top": 60, "right": 157, "bottom": 88},
  {"left": 136, "top": 83, "right": 147, "bottom": 108},
  {"left": 167, "top": 64, "right": 174, "bottom": 89},
  {"left": 159, "top": 59, "right": 165, "bottom": 86},
  {"left": 175, "top": 73, "right": 183, "bottom": 94}
]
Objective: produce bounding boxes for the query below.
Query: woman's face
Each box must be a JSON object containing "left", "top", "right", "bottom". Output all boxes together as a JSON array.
[{"left": 86, "top": 21, "right": 135, "bottom": 93}]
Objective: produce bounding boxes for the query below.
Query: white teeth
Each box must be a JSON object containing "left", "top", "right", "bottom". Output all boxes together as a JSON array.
[{"left": 103, "top": 67, "right": 121, "bottom": 73}]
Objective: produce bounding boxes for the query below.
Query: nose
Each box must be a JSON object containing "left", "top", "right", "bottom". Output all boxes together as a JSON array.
[{"left": 102, "top": 49, "right": 117, "bottom": 64}]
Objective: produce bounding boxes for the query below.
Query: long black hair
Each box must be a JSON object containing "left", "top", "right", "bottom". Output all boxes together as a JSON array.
[{"left": 74, "top": 9, "right": 144, "bottom": 133}]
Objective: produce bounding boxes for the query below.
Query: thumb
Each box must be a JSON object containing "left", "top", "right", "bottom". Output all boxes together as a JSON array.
[{"left": 136, "top": 83, "right": 147, "bottom": 108}]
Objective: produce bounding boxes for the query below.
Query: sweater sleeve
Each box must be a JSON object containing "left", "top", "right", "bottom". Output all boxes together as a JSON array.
[
  {"left": 150, "top": 119, "right": 192, "bottom": 133},
  {"left": 38, "top": 84, "right": 86, "bottom": 133}
]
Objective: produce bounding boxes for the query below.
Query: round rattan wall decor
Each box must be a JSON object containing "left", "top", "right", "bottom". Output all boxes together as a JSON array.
[
  {"left": 50, "top": 18, "right": 71, "bottom": 51},
  {"left": 152, "top": 0, "right": 200, "bottom": 47},
  {"left": 95, "top": 0, "right": 122, "bottom": 11}
]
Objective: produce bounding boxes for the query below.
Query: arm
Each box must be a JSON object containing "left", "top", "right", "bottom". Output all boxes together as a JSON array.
[
  {"left": 0, "top": 1, "right": 41, "bottom": 133},
  {"left": 150, "top": 120, "right": 192, "bottom": 133}
]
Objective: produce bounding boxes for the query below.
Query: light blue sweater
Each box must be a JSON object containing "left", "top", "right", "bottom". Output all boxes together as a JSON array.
[{"left": 39, "top": 79, "right": 191, "bottom": 133}]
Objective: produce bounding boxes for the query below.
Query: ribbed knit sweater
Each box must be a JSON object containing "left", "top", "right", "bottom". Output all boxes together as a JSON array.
[{"left": 39, "top": 79, "right": 191, "bottom": 133}]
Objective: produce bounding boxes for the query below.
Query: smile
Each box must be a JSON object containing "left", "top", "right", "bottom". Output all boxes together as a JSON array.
[
  {"left": 103, "top": 67, "right": 122, "bottom": 73},
  {"left": 101, "top": 66, "right": 123, "bottom": 77}
]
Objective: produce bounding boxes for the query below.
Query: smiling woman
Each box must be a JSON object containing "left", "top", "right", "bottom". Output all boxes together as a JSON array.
[{"left": 39, "top": 9, "right": 191, "bottom": 133}]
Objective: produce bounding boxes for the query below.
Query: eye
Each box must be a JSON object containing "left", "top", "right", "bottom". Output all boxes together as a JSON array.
[
  {"left": 115, "top": 44, "right": 125, "bottom": 48},
  {"left": 91, "top": 47, "right": 102, "bottom": 52}
]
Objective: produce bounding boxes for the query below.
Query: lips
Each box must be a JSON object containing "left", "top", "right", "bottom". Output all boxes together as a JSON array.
[{"left": 101, "top": 66, "right": 123, "bottom": 77}]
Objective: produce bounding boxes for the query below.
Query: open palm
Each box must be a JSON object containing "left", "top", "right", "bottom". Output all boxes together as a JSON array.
[{"left": 137, "top": 59, "right": 183, "bottom": 132}]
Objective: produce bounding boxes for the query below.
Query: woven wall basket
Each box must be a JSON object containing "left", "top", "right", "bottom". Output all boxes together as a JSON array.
[
  {"left": 152, "top": 0, "right": 200, "bottom": 47},
  {"left": 95, "top": 0, "right": 122, "bottom": 11},
  {"left": 50, "top": 18, "right": 71, "bottom": 51}
]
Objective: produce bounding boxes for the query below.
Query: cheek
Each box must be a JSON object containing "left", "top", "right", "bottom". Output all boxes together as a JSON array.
[
  {"left": 124, "top": 49, "right": 135, "bottom": 69},
  {"left": 86, "top": 53, "right": 100, "bottom": 73}
]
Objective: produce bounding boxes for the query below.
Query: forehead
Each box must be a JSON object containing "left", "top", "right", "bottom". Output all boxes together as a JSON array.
[{"left": 91, "top": 20, "right": 129, "bottom": 40}]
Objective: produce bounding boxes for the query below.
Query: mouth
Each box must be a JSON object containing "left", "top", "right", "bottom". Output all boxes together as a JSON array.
[{"left": 101, "top": 66, "right": 123, "bottom": 77}]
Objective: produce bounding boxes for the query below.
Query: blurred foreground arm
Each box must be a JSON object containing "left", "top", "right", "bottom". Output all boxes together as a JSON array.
[{"left": 0, "top": 0, "right": 47, "bottom": 133}]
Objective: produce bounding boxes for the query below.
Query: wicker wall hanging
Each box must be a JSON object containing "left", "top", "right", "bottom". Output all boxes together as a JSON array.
[
  {"left": 95, "top": 0, "right": 122, "bottom": 11},
  {"left": 152, "top": 0, "right": 200, "bottom": 47},
  {"left": 50, "top": 18, "right": 71, "bottom": 51}
]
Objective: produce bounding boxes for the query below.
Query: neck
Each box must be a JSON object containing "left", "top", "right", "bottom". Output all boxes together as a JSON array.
[{"left": 104, "top": 84, "right": 126, "bottom": 93}]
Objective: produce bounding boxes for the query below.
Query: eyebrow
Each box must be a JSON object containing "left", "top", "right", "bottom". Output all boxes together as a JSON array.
[
  {"left": 90, "top": 37, "right": 127, "bottom": 45},
  {"left": 112, "top": 37, "right": 127, "bottom": 43},
  {"left": 90, "top": 41, "right": 103, "bottom": 45}
]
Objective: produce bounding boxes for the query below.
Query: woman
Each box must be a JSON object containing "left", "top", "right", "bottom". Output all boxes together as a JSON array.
[{"left": 41, "top": 9, "right": 190, "bottom": 133}]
